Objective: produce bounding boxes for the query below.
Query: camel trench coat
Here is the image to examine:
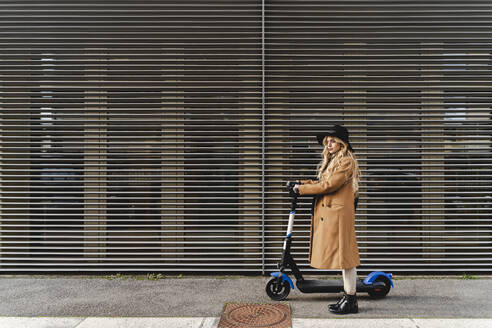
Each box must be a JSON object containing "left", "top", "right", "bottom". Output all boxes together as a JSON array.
[{"left": 298, "top": 156, "right": 360, "bottom": 270}]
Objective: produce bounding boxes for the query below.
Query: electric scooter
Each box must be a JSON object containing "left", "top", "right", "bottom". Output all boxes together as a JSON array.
[{"left": 265, "top": 181, "right": 394, "bottom": 301}]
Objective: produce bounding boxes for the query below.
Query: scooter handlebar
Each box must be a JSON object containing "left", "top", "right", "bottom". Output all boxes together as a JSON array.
[
  {"left": 286, "top": 181, "right": 300, "bottom": 195},
  {"left": 286, "top": 181, "right": 301, "bottom": 211},
  {"left": 286, "top": 181, "right": 297, "bottom": 191}
]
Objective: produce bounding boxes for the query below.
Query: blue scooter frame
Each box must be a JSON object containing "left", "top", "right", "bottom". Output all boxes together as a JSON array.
[{"left": 265, "top": 182, "right": 394, "bottom": 301}]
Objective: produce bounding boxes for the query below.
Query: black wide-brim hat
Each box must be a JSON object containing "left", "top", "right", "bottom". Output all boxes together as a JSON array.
[{"left": 316, "top": 124, "right": 354, "bottom": 152}]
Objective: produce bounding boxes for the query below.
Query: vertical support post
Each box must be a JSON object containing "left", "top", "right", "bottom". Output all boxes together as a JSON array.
[
  {"left": 83, "top": 91, "right": 107, "bottom": 261},
  {"left": 422, "top": 89, "right": 445, "bottom": 263},
  {"left": 0, "top": 104, "right": 2, "bottom": 264},
  {"left": 261, "top": 0, "right": 266, "bottom": 275}
]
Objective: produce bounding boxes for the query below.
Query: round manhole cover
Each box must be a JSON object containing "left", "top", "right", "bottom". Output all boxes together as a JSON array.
[{"left": 218, "top": 303, "right": 291, "bottom": 328}]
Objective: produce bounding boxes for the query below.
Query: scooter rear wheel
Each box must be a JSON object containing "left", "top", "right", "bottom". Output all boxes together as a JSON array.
[{"left": 266, "top": 277, "right": 290, "bottom": 301}]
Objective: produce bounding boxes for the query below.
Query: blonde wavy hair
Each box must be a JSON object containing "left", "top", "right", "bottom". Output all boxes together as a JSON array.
[{"left": 316, "top": 136, "right": 360, "bottom": 194}]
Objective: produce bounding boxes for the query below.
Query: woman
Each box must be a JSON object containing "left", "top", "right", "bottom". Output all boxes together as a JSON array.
[{"left": 293, "top": 124, "right": 361, "bottom": 315}]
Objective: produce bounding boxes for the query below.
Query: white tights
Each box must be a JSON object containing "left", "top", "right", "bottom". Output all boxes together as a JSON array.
[{"left": 342, "top": 267, "right": 357, "bottom": 294}]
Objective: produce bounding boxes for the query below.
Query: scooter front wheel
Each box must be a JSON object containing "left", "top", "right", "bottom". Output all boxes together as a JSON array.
[{"left": 266, "top": 277, "right": 290, "bottom": 301}]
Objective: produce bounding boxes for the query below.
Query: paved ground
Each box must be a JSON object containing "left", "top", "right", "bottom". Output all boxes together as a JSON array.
[
  {"left": 0, "top": 275, "right": 491, "bottom": 327},
  {"left": 1, "top": 275, "right": 491, "bottom": 318},
  {"left": 0, "top": 317, "right": 491, "bottom": 328}
]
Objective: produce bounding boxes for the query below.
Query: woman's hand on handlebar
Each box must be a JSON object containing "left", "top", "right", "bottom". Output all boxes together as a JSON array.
[
  {"left": 293, "top": 184, "right": 300, "bottom": 194},
  {"left": 286, "top": 180, "right": 301, "bottom": 195}
]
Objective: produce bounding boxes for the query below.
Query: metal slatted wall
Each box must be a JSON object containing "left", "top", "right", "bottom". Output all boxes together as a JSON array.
[
  {"left": 0, "top": 1, "right": 491, "bottom": 274},
  {"left": 0, "top": 0, "right": 264, "bottom": 272},
  {"left": 264, "top": 0, "right": 492, "bottom": 274}
]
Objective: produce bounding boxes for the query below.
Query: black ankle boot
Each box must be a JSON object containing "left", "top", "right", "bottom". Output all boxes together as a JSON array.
[
  {"left": 329, "top": 292, "right": 358, "bottom": 315},
  {"left": 328, "top": 293, "right": 346, "bottom": 311}
]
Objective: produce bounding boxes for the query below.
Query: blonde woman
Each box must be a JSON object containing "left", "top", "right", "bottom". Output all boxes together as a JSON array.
[{"left": 293, "top": 124, "right": 361, "bottom": 314}]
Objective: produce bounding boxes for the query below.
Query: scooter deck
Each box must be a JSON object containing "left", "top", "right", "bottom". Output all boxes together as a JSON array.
[{"left": 296, "top": 279, "right": 384, "bottom": 294}]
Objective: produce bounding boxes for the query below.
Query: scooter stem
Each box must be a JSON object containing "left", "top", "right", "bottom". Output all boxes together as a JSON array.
[
  {"left": 279, "top": 181, "right": 298, "bottom": 271},
  {"left": 285, "top": 181, "right": 298, "bottom": 239}
]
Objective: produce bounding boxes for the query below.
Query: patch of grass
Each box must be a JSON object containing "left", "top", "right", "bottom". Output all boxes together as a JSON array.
[
  {"left": 103, "top": 273, "right": 123, "bottom": 280},
  {"left": 460, "top": 274, "right": 477, "bottom": 280},
  {"left": 102, "top": 273, "right": 165, "bottom": 281},
  {"left": 147, "top": 273, "right": 164, "bottom": 280}
]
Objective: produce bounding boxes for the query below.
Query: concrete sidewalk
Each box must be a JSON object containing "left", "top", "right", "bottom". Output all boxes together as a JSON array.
[
  {"left": 0, "top": 317, "right": 492, "bottom": 328},
  {"left": 0, "top": 275, "right": 491, "bottom": 327}
]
